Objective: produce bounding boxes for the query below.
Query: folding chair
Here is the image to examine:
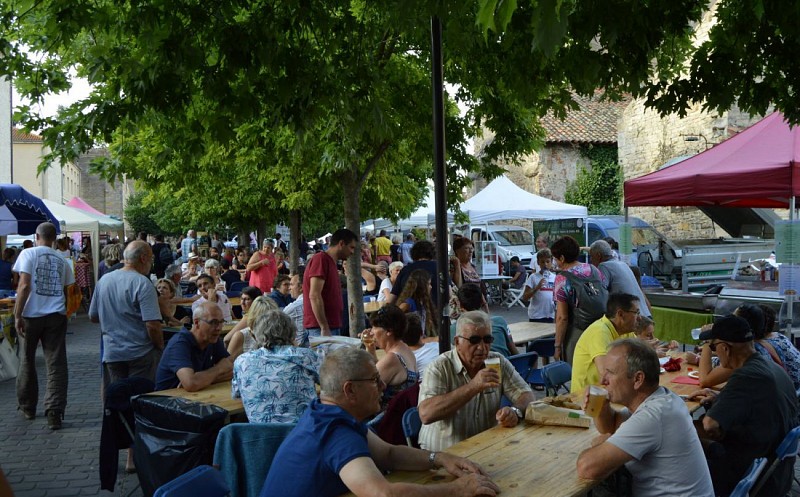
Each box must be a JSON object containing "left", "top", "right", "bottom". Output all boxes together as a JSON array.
[
  {"left": 153, "top": 465, "right": 230, "bottom": 497},
  {"left": 507, "top": 351, "right": 544, "bottom": 389},
  {"left": 527, "top": 338, "right": 556, "bottom": 366},
  {"left": 402, "top": 407, "right": 422, "bottom": 448},
  {"left": 99, "top": 377, "right": 154, "bottom": 493},
  {"left": 541, "top": 361, "right": 571, "bottom": 396},
  {"left": 213, "top": 423, "right": 296, "bottom": 497},
  {"left": 750, "top": 425, "right": 800, "bottom": 496},
  {"left": 229, "top": 281, "right": 247, "bottom": 293},
  {"left": 730, "top": 458, "right": 768, "bottom": 497},
  {"left": 502, "top": 287, "right": 525, "bottom": 309}
]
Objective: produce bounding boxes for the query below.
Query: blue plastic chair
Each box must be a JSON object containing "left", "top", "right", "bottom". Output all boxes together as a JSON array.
[
  {"left": 730, "top": 457, "right": 768, "bottom": 497},
  {"left": 213, "top": 422, "right": 296, "bottom": 497},
  {"left": 229, "top": 281, "right": 247, "bottom": 293},
  {"left": 541, "top": 361, "right": 572, "bottom": 396},
  {"left": 507, "top": 351, "right": 544, "bottom": 388},
  {"left": 527, "top": 338, "right": 556, "bottom": 365},
  {"left": 751, "top": 425, "right": 800, "bottom": 495},
  {"left": 153, "top": 465, "right": 230, "bottom": 497},
  {"left": 401, "top": 407, "right": 422, "bottom": 448}
]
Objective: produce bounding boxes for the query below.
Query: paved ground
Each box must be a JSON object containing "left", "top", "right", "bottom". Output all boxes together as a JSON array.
[{"left": 1, "top": 305, "right": 799, "bottom": 496}]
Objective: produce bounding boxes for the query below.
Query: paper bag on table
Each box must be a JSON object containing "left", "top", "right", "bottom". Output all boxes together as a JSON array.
[{"left": 524, "top": 402, "right": 592, "bottom": 429}]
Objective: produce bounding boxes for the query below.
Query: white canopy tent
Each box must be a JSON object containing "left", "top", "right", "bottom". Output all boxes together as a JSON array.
[
  {"left": 458, "top": 175, "right": 587, "bottom": 222},
  {"left": 41, "top": 200, "right": 124, "bottom": 283}
]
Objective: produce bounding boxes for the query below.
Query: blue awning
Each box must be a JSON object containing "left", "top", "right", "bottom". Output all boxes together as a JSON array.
[{"left": 0, "top": 184, "right": 60, "bottom": 235}]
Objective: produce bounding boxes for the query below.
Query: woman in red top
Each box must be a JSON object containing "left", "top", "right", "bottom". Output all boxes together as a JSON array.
[{"left": 246, "top": 239, "right": 277, "bottom": 294}]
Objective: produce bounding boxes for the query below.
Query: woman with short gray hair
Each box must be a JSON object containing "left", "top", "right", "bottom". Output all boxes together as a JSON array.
[{"left": 232, "top": 309, "right": 320, "bottom": 423}]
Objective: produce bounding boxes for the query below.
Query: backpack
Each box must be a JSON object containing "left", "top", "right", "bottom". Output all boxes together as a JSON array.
[{"left": 560, "top": 266, "right": 608, "bottom": 331}]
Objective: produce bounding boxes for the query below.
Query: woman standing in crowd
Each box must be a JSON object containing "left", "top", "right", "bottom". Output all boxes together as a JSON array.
[
  {"left": 246, "top": 239, "right": 277, "bottom": 293},
  {"left": 232, "top": 310, "right": 319, "bottom": 423}
]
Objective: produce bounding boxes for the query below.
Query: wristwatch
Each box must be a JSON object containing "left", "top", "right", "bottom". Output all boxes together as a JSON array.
[{"left": 510, "top": 407, "right": 524, "bottom": 420}]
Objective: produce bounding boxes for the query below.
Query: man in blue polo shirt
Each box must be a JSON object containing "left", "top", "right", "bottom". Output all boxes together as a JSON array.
[
  {"left": 261, "top": 348, "right": 499, "bottom": 497},
  {"left": 155, "top": 302, "right": 232, "bottom": 391}
]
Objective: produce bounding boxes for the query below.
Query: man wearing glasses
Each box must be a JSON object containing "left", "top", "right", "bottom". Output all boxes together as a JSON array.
[
  {"left": 571, "top": 293, "right": 640, "bottom": 394},
  {"left": 261, "top": 347, "right": 500, "bottom": 497},
  {"left": 689, "top": 315, "right": 798, "bottom": 496},
  {"left": 417, "top": 311, "right": 534, "bottom": 451},
  {"left": 155, "top": 302, "right": 233, "bottom": 391}
]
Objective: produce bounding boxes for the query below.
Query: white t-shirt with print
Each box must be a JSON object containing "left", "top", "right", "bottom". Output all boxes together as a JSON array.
[{"left": 13, "top": 246, "right": 75, "bottom": 317}]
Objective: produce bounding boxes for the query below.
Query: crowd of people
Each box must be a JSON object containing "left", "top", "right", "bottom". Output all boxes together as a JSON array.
[{"left": 9, "top": 222, "right": 800, "bottom": 496}]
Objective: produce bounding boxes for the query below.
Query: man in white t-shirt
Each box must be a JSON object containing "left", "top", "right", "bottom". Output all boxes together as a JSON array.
[
  {"left": 14, "top": 222, "right": 75, "bottom": 430},
  {"left": 576, "top": 339, "right": 713, "bottom": 496},
  {"left": 192, "top": 274, "right": 232, "bottom": 322}
]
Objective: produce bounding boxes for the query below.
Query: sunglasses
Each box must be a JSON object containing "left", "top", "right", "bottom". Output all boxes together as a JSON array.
[
  {"left": 458, "top": 335, "right": 495, "bottom": 345},
  {"left": 709, "top": 341, "right": 730, "bottom": 352},
  {"left": 349, "top": 373, "right": 383, "bottom": 388}
]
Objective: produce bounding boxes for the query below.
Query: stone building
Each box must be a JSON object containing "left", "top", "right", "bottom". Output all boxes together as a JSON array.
[{"left": 75, "top": 147, "right": 135, "bottom": 224}]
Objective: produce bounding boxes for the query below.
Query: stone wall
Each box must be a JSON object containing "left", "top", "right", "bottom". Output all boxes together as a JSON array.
[{"left": 76, "top": 148, "right": 135, "bottom": 231}]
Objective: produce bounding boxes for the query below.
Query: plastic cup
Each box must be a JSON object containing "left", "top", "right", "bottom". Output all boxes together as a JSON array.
[
  {"left": 585, "top": 385, "right": 608, "bottom": 418},
  {"left": 691, "top": 328, "right": 702, "bottom": 340}
]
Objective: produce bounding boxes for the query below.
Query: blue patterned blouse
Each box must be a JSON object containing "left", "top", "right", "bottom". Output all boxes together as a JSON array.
[{"left": 232, "top": 345, "right": 320, "bottom": 423}]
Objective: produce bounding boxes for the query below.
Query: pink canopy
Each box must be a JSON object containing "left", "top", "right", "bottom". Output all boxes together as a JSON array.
[
  {"left": 624, "top": 112, "right": 800, "bottom": 209},
  {"left": 66, "top": 197, "right": 107, "bottom": 216}
]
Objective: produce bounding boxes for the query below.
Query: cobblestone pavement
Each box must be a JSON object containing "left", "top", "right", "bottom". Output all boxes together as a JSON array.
[{"left": 1, "top": 308, "right": 799, "bottom": 496}]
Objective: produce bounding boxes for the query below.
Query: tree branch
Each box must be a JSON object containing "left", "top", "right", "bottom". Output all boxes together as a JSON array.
[{"left": 357, "top": 139, "right": 390, "bottom": 187}]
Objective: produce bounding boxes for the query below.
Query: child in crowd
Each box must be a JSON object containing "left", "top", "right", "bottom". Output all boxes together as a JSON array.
[
  {"left": 633, "top": 315, "right": 679, "bottom": 357},
  {"left": 523, "top": 248, "right": 555, "bottom": 323}
]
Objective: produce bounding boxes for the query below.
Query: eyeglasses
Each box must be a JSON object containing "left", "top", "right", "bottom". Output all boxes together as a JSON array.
[
  {"left": 199, "top": 318, "right": 224, "bottom": 327},
  {"left": 349, "top": 374, "right": 383, "bottom": 387},
  {"left": 709, "top": 341, "right": 730, "bottom": 352},
  {"left": 621, "top": 309, "right": 640, "bottom": 315},
  {"left": 458, "top": 335, "right": 495, "bottom": 345}
]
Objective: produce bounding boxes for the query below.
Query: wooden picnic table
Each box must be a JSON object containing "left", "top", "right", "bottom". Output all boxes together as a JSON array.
[
  {"left": 364, "top": 300, "right": 384, "bottom": 314},
  {"left": 508, "top": 321, "right": 555, "bottom": 346},
  {"left": 150, "top": 380, "right": 244, "bottom": 416},
  {"left": 340, "top": 421, "right": 600, "bottom": 497}
]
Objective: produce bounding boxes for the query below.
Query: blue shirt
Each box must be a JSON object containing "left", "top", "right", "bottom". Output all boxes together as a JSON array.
[
  {"left": 0, "top": 260, "right": 12, "bottom": 290},
  {"left": 268, "top": 289, "right": 294, "bottom": 309},
  {"left": 232, "top": 346, "right": 319, "bottom": 423},
  {"left": 260, "top": 400, "right": 371, "bottom": 497},
  {"left": 155, "top": 329, "right": 230, "bottom": 390}
]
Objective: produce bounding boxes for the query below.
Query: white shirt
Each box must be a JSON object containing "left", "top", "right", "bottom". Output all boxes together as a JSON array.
[
  {"left": 192, "top": 292, "right": 232, "bottom": 321},
  {"left": 13, "top": 246, "right": 75, "bottom": 318}
]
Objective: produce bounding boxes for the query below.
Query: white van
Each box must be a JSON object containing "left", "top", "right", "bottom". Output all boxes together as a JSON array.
[{"left": 466, "top": 225, "right": 535, "bottom": 269}]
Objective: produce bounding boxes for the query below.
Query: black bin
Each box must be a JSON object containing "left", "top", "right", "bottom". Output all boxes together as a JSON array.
[{"left": 132, "top": 394, "right": 228, "bottom": 496}]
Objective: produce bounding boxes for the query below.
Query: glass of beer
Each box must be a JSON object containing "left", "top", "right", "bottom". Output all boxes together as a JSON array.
[
  {"left": 484, "top": 357, "right": 501, "bottom": 393},
  {"left": 361, "top": 330, "right": 374, "bottom": 348},
  {"left": 585, "top": 385, "right": 608, "bottom": 417}
]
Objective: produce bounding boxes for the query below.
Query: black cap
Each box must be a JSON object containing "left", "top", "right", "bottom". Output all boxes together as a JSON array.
[
  {"left": 510, "top": 256, "right": 520, "bottom": 263},
  {"left": 698, "top": 315, "right": 753, "bottom": 343}
]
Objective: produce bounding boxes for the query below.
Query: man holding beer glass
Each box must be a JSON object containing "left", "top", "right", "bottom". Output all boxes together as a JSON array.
[
  {"left": 417, "top": 311, "right": 535, "bottom": 451},
  {"left": 576, "top": 339, "right": 713, "bottom": 496}
]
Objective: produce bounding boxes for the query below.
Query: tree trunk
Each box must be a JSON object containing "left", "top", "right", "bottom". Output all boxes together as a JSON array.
[
  {"left": 256, "top": 219, "right": 268, "bottom": 250},
  {"left": 238, "top": 228, "right": 249, "bottom": 250},
  {"left": 289, "top": 210, "right": 300, "bottom": 273},
  {"left": 342, "top": 170, "right": 365, "bottom": 337}
]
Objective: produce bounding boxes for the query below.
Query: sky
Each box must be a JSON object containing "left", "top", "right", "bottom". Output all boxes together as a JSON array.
[{"left": 11, "top": 76, "right": 92, "bottom": 123}]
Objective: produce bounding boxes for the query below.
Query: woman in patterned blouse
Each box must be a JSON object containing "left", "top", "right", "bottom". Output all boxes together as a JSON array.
[{"left": 232, "top": 309, "right": 319, "bottom": 423}]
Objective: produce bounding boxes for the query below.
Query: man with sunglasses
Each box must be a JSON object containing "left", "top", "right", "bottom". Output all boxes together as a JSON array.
[
  {"left": 261, "top": 347, "right": 500, "bottom": 497},
  {"left": 155, "top": 302, "right": 233, "bottom": 391},
  {"left": 689, "top": 315, "right": 798, "bottom": 496},
  {"left": 417, "top": 311, "right": 535, "bottom": 451},
  {"left": 571, "top": 293, "right": 640, "bottom": 394}
]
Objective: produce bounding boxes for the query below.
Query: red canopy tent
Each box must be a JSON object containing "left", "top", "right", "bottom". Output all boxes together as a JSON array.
[
  {"left": 66, "top": 196, "right": 107, "bottom": 216},
  {"left": 624, "top": 112, "right": 800, "bottom": 209}
]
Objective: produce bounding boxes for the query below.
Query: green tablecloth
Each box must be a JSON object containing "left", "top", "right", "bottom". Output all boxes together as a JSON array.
[{"left": 651, "top": 306, "right": 713, "bottom": 344}]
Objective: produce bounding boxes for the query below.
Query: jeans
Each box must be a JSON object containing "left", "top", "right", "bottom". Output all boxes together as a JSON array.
[
  {"left": 299, "top": 327, "right": 341, "bottom": 347},
  {"left": 102, "top": 347, "right": 162, "bottom": 390},
  {"left": 17, "top": 313, "right": 69, "bottom": 414}
]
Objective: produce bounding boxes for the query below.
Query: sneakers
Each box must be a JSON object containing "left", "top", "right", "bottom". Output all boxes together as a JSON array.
[
  {"left": 19, "top": 407, "right": 35, "bottom": 420},
  {"left": 46, "top": 410, "right": 63, "bottom": 430}
]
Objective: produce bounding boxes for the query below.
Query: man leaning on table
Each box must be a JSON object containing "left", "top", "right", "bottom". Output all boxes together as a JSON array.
[
  {"left": 261, "top": 347, "right": 500, "bottom": 497},
  {"left": 576, "top": 338, "right": 713, "bottom": 496},
  {"left": 154, "top": 302, "right": 233, "bottom": 391},
  {"left": 418, "top": 310, "right": 535, "bottom": 452},
  {"left": 689, "top": 315, "right": 798, "bottom": 497},
  {"left": 570, "top": 293, "right": 639, "bottom": 394}
]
